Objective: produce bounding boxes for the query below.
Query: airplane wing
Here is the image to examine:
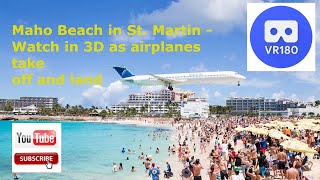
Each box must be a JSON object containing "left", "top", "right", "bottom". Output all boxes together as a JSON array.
[{"left": 150, "top": 74, "right": 186, "bottom": 85}]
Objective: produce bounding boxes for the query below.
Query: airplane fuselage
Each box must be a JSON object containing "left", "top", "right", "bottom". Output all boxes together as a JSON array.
[{"left": 122, "top": 71, "right": 245, "bottom": 86}]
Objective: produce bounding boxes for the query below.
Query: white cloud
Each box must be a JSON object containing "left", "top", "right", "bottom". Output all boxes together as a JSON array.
[
  {"left": 229, "top": 91, "right": 237, "bottom": 97},
  {"left": 189, "top": 63, "right": 208, "bottom": 72},
  {"left": 292, "top": 72, "right": 320, "bottom": 85},
  {"left": 161, "top": 63, "right": 171, "bottom": 70},
  {"left": 110, "top": 29, "right": 154, "bottom": 43},
  {"left": 58, "top": 97, "right": 66, "bottom": 105},
  {"left": 272, "top": 91, "right": 285, "bottom": 99},
  {"left": 307, "top": 96, "right": 315, "bottom": 102},
  {"left": 242, "top": 78, "right": 279, "bottom": 88},
  {"left": 82, "top": 81, "right": 129, "bottom": 106},
  {"left": 131, "top": 0, "right": 263, "bottom": 32},
  {"left": 213, "top": 91, "right": 221, "bottom": 97},
  {"left": 289, "top": 94, "right": 298, "bottom": 101},
  {"left": 141, "top": 85, "right": 164, "bottom": 92},
  {"left": 201, "top": 87, "right": 210, "bottom": 99}
]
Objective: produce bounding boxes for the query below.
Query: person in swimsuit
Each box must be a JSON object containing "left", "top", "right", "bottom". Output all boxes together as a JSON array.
[
  {"left": 144, "top": 158, "right": 151, "bottom": 172},
  {"left": 286, "top": 163, "right": 299, "bottom": 180},
  {"left": 277, "top": 147, "right": 287, "bottom": 180},
  {"left": 208, "top": 164, "right": 218, "bottom": 180},
  {"left": 192, "top": 159, "right": 203, "bottom": 180}
]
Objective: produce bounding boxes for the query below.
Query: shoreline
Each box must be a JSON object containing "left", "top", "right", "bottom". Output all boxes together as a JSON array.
[{"left": 0, "top": 114, "right": 175, "bottom": 130}]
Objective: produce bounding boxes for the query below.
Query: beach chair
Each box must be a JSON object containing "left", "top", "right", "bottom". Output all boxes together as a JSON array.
[{"left": 301, "top": 156, "right": 313, "bottom": 171}]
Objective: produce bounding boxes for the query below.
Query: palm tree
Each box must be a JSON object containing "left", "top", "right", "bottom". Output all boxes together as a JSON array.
[
  {"left": 99, "top": 110, "right": 108, "bottom": 118},
  {"left": 165, "top": 101, "right": 174, "bottom": 117},
  {"left": 308, "top": 112, "right": 315, "bottom": 117},
  {"left": 4, "top": 102, "right": 14, "bottom": 111},
  {"left": 140, "top": 106, "right": 146, "bottom": 116},
  {"left": 158, "top": 105, "right": 162, "bottom": 115}
]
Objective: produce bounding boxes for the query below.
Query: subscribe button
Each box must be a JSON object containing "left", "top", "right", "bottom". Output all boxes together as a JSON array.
[{"left": 14, "top": 153, "right": 59, "bottom": 165}]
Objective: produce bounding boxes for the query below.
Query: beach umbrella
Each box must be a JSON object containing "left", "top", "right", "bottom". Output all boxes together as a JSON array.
[
  {"left": 299, "top": 119, "right": 320, "bottom": 124},
  {"left": 268, "top": 130, "right": 290, "bottom": 140},
  {"left": 235, "top": 127, "right": 245, "bottom": 132},
  {"left": 262, "top": 123, "right": 276, "bottom": 127},
  {"left": 255, "top": 128, "right": 269, "bottom": 135},
  {"left": 280, "top": 140, "right": 318, "bottom": 154},
  {"left": 244, "top": 127, "right": 269, "bottom": 135}
]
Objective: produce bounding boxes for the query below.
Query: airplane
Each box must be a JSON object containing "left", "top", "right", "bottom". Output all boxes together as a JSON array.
[{"left": 113, "top": 66, "right": 246, "bottom": 91}]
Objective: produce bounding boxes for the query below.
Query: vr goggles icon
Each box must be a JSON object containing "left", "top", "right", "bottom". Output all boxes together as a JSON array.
[{"left": 264, "top": 20, "right": 298, "bottom": 43}]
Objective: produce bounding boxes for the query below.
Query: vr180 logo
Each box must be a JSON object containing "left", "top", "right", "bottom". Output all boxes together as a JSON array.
[
  {"left": 247, "top": 3, "right": 315, "bottom": 71},
  {"left": 264, "top": 20, "right": 298, "bottom": 55}
]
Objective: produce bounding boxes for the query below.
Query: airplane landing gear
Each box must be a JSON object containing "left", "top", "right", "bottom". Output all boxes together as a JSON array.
[
  {"left": 168, "top": 85, "right": 173, "bottom": 91},
  {"left": 237, "top": 82, "right": 240, "bottom": 86}
]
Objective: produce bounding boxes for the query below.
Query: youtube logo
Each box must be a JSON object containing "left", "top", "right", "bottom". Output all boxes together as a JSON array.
[
  {"left": 12, "top": 123, "right": 61, "bottom": 173},
  {"left": 16, "top": 130, "right": 56, "bottom": 146}
]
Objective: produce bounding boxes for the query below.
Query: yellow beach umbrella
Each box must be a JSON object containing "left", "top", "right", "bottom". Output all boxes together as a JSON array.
[
  {"left": 268, "top": 130, "right": 290, "bottom": 140},
  {"left": 235, "top": 127, "right": 245, "bottom": 132},
  {"left": 281, "top": 140, "right": 318, "bottom": 154},
  {"left": 244, "top": 127, "right": 269, "bottom": 135}
]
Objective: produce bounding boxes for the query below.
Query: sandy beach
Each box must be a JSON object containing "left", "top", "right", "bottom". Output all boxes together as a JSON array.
[{"left": 162, "top": 125, "right": 320, "bottom": 180}]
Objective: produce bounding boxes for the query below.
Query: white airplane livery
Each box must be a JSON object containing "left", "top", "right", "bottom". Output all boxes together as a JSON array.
[{"left": 113, "top": 66, "right": 246, "bottom": 91}]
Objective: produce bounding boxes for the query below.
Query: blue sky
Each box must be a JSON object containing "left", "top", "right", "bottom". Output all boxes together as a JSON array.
[{"left": 0, "top": 0, "right": 319, "bottom": 106}]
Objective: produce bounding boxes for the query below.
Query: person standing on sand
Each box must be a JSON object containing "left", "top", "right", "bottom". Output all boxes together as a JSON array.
[
  {"left": 181, "top": 167, "right": 192, "bottom": 180},
  {"left": 149, "top": 163, "right": 160, "bottom": 180},
  {"left": 191, "top": 159, "right": 203, "bottom": 180},
  {"left": 257, "top": 151, "right": 266, "bottom": 177},
  {"left": 277, "top": 147, "right": 287, "bottom": 180},
  {"left": 221, "top": 140, "right": 228, "bottom": 161},
  {"left": 215, "top": 156, "right": 228, "bottom": 180},
  {"left": 286, "top": 163, "right": 299, "bottom": 180},
  {"left": 200, "top": 140, "right": 205, "bottom": 153},
  {"left": 208, "top": 164, "right": 218, "bottom": 180}
]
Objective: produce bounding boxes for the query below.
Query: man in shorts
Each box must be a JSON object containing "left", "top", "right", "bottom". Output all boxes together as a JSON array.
[{"left": 277, "top": 147, "right": 287, "bottom": 179}]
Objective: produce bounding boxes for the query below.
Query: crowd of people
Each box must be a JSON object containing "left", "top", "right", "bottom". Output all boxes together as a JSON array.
[
  {"left": 109, "top": 117, "right": 319, "bottom": 180},
  {"left": 168, "top": 117, "right": 319, "bottom": 180}
]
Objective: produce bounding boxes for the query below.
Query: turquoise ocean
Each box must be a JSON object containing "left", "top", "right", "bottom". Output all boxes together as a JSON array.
[{"left": 0, "top": 121, "right": 173, "bottom": 180}]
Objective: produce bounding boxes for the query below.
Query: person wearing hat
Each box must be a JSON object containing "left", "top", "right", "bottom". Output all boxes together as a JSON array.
[
  {"left": 180, "top": 167, "right": 192, "bottom": 180},
  {"left": 149, "top": 163, "right": 160, "bottom": 180}
]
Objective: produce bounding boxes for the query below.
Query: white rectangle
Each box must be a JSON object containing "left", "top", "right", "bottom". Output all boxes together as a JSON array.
[
  {"left": 12, "top": 123, "right": 61, "bottom": 173},
  {"left": 247, "top": 3, "right": 316, "bottom": 71}
]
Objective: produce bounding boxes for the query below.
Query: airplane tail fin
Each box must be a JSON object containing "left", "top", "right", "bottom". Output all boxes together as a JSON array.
[{"left": 112, "top": 66, "right": 135, "bottom": 78}]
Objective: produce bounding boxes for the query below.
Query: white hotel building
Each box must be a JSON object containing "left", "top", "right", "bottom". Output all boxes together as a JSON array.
[
  {"left": 110, "top": 89, "right": 208, "bottom": 117},
  {"left": 180, "top": 98, "right": 209, "bottom": 118}
]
